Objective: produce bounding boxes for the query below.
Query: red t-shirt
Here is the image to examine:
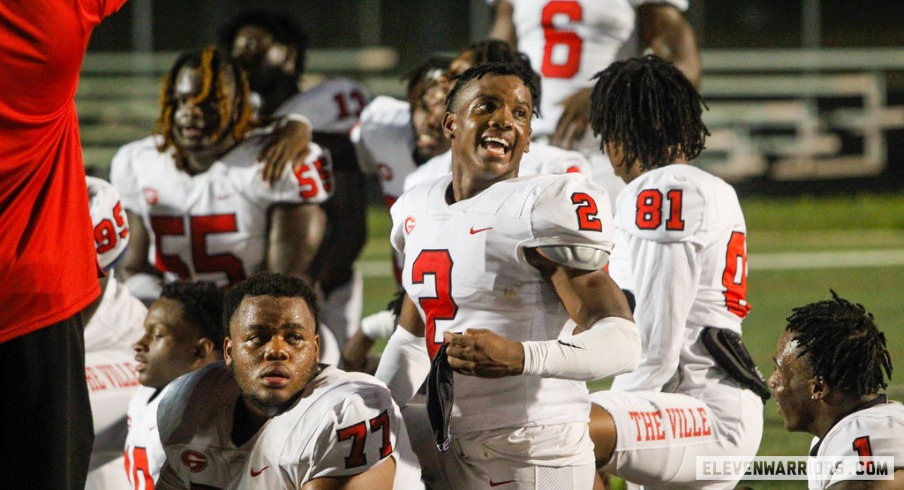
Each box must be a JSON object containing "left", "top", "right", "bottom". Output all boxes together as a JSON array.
[{"left": 0, "top": 0, "right": 128, "bottom": 343}]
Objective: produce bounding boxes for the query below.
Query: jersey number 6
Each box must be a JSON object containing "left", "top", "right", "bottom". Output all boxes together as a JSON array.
[{"left": 541, "top": 1, "right": 583, "bottom": 79}]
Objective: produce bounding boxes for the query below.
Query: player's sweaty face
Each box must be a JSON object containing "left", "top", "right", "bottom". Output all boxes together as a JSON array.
[
  {"left": 133, "top": 297, "right": 205, "bottom": 390},
  {"left": 225, "top": 295, "right": 320, "bottom": 419},
  {"left": 768, "top": 331, "right": 817, "bottom": 433},
  {"left": 445, "top": 74, "right": 532, "bottom": 182},
  {"left": 411, "top": 81, "right": 451, "bottom": 161},
  {"left": 172, "top": 65, "right": 234, "bottom": 157}
]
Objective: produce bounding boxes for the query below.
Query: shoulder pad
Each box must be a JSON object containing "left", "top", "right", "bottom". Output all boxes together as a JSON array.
[
  {"left": 537, "top": 245, "right": 609, "bottom": 271},
  {"left": 524, "top": 173, "right": 614, "bottom": 252}
]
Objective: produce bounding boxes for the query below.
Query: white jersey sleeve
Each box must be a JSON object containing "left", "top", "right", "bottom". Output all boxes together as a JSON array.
[
  {"left": 809, "top": 398, "right": 904, "bottom": 489},
  {"left": 220, "top": 137, "right": 334, "bottom": 205},
  {"left": 110, "top": 136, "right": 161, "bottom": 214},
  {"left": 275, "top": 78, "right": 370, "bottom": 133},
  {"left": 156, "top": 362, "right": 246, "bottom": 489},
  {"left": 124, "top": 385, "right": 168, "bottom": 489},
  {"left": 521, "top": 172, "right": 614, "bottom": 255},
  {"left": 353, "top": 96, "right": 418, "bottom": 203}
]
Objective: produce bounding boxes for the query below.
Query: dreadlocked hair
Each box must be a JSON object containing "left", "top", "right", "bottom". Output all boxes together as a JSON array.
[
  {"left": 403, "top": 53, "right": 454, "bottom": 106},
  {"left": 786, "top": 290, "right": 892, "bottom": 397},
  {"left": 589, "top": 55, "right": 709, "bottom": 172},
  {"left": 154, "top": 47, "right": 253, "bottom": 169},
  {"left": 445, "top": 61, "right": 540, "bottom": 117},
  {"left": 160, "top": 281, "right": 226, "bottom": 352}
]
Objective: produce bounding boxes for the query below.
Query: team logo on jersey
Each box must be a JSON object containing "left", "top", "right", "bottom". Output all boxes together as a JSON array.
[
  {"left": 180, "top": 450, "right": 208, "bottom": 473},
  {"left": 376, "top": 163, "right": 394, "bottom": 181},
  {"left": 404, "top": 216, "right": 416, "bottom": 234},
  {"left": 143, "top": 187, "right": 159, "bottom": 205}
]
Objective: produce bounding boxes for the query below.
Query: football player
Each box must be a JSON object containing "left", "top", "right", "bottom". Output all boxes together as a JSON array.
[
  {"left": 489, "top": 0, "right": 701, "bottom": 205},
  {"left": 376, "top": 61, "right": 640, "bottom": 489},
  {"left": 770, "top": 291, "right": 904, "bottom": 489},
  {"left": 112, "top": 47, "right": 331, "bottom": 297},
  {"left": 220, "top": 10, "right": 371, "bottom": 353},
  {"left": 403, "top": 39, "right": 593, "bottom": 192},
  {"left": 84, "top": 176, "right": 147, "bottom": 490},
  {"left": 155, "top": 272, "right": 423, "bottom": 489},
  {"left": 124, "top": 280, "right": 224, "bottom": 489},
  {"left": 587, "top": 55, "right": 763, "bottom": 488}
]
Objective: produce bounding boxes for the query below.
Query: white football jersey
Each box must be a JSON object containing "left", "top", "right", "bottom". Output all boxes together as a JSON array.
[
  {"left": 155, "top": 362, "right": 248, "bottom": 489},
  {"left": 156, "top": 362, "right": 421, "bottom": 489},
  {"left": 403, "top": 140, "right": 593, "bottom": 193},
  {"left": 111, "top": 135, "right": 332, "bottom": 288},
  {"left": 608, "top": 164, "right": 749, "bottom": 398},
  {"left": 502, "top": 0, "right": 687, "bottom": 136},
  {"left": 808, "top": 396, "right": 904, "bottom": 489},
  {"left": 391, "top": 173, "right": 613, "bottom": 436},
  {"left": 276, "top": 78, "right": 369, "bottom": 134},
  {"left": 124, "top": 385, "right": 168, "bottom": 490},
  {"left": 237, "top": 365, "right": 423, "bottom": 489},
  {"left": 351, "top": 96, "right": 419, "bottom": 208},
  {"left": 84, "top": 272, "right": 146, "bottom": 353}
]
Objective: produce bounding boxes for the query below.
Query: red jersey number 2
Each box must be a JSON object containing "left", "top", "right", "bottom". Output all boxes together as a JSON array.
[
  {"left": 412, "top": 250, "right": 458, "bottom": 359},
  {"left": 541, "top": 1, "right": 583, "bottom": 78}
]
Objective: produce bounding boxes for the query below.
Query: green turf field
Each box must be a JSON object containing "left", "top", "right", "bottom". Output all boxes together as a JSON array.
[{"left": 357, "top": 193, "right": 904, "bottom": 489}]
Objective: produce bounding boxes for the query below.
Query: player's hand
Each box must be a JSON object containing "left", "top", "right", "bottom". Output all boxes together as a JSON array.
[
  {"left": 551, "top": 87, "right": 594, "bottom": 150},
  {"left": 259, "top": 117, "right": 312, "bottom": 185},
  {"left": 444, "top": 329, "right": 524, "bottom": 378}
]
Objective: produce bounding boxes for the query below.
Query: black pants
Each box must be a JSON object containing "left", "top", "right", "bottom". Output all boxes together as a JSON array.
[{"left": 0, "top": 314, "right": 94, "bottom": 489}]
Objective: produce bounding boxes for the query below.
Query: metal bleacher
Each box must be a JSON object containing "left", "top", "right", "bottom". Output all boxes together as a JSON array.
[
  {"left": 697, "top": 48, "right": 904, "bottom": 182},
  {"left": 76, "top": 47, "right": 400, "bottom": 176},
  {"left": 77, "top": 47, "right": 904, "bottom": 181}
]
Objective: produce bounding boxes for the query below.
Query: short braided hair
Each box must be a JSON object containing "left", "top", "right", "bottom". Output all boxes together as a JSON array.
[
  {"left": 589, "top": 54, "right": 708, "bottom": 172},
  {"left": 786, "top": 290, "right": 892, "bottom": 397},
  {"left": 159, "top": 281, "right": 225, "bottom": 352},
  {"left": 154, "top": 47, "right": 253, "bottom": 170},
  {"left": 450, "top": 39, "right": 541, "bottom": 108},
  {"left": 445, "top": 62, "right": 540, "bottom": 117}
]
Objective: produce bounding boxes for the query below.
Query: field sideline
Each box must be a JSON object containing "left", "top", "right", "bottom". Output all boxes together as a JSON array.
[{"left": 356, "top": 193, "right": 904, "bottom": 490}]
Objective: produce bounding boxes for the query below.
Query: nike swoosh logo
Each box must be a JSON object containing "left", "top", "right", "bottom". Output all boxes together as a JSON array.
[
  {"left": 557, "top": 340, "right": 585, "bottom": 349},
  {"left": 470, "top": 226, "right": 493, "bottom": 234},
  {"left": 250, "top": 465, "right": 270, "bottom": 477},
  {"left": 490, "top": 479, "right": 516, "bottom": 487}
]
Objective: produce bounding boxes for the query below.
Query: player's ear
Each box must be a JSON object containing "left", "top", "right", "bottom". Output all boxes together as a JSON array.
[
  {"left": 809, "top": 376, "right": 828, "bottom": 401},
  {"left": 314, "top": 333, "right": 321, "bottom": 362},
  {"left": 195, "top": 337, "right": 215, "bottom": 361},
  {"left": 443, "top": 112, "right": 456, "bottom": 139},
  {"left": 223, "top": 337, "right": 234, "bottom": 367}
]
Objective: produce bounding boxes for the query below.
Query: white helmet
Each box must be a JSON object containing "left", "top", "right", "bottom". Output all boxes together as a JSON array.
[{"left": 86, "top": 176, "right": 130, "bottom": 270}]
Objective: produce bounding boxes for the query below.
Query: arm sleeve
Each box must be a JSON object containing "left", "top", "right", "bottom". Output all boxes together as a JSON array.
[
  {"left": 374, "top": 327, "right": 431, "bottom": 407},
  {"left": 611, "top": 239, "right": 698, "bottom": 392}
]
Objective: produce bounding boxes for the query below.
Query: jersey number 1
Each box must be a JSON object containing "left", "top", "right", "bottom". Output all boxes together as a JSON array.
[{"left": 541, "top": 1, "right": 583, "bottom": 78}]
